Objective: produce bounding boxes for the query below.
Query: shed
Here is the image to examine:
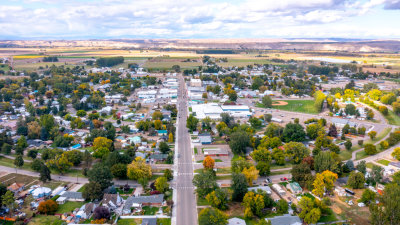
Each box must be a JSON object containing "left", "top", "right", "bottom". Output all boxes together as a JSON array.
[
  {"left": 286, "top": 182, "right": 302, "bottom": 194},
  {"left": 32, "top": 187, "right": 51, "bottom": 199}
]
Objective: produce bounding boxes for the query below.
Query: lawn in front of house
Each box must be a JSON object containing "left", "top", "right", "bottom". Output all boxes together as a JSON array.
[{"left": 56, "top": 201, "right": 86, "bottom": 214}]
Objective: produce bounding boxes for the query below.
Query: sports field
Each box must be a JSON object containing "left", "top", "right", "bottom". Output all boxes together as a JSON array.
[{"left": 269, "top": 100, "right": 318, "bottom": 114}]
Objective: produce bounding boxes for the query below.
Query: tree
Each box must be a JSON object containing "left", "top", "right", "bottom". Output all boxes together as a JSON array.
[
  {"left": 127, "top": 157, "right": 152, "bottom": 182},
  {"left": 345, "top": 140, "right": 352, "bottom": 150},
  {"left": 155, "top": 177, "right": 169, "bottom": 193},
  {"left": 77, "top": 110, "right": 87, "bottom": 117},
  {"left": 93, "top": 147, "right": 110, "bottom": 159},
  {"left": 262, "top": 95, "right": 272, "bottom": 108},
  {"left": 206, "top": 188, "right": 230, "bottom": 210},
  {"left": 312, "top": 173, "right": 325, "bottom": 197},
  {"left": 272, "top": 148, "right": 285, "bottom": 166},
  {"left": 229, "top": 131, "right": 250, "bottom": 155},
  {"left": 16, "top": 135, "right": 28, "bottom": 155},
  {"left": 27, "top": 149, "right": 38, "bottom": 159},
  {"left": 193, "top": 170, "right": 218, "bottom": 197},
  {"left": 39, "top": 164, "right": 51, "bottom": 182},
  {"left": 203, "top": 156, "right": 215, "bottom": 170},
  {"left": 256, "top": 161, "right": 271, "bottom": 177},
  {"left": 345, "top": 104, "right": 357, "bottom": 115},
  {"left": 368, "top": 131, "right": 377, "bottom": 140},
  {"left": 291, "top": 163, "right": 312, "bottom": 188},
  {"left": 2, "top": 191, "right": 15, "bottom": 215},
  {"left": 231, "top": 157, "right": 252, "bottom": 173},
  {"left": 392, "top": 147, "right": 400, "bottom": 160},
  {"left": 243, "top": 191, "right": 265, "bottom": 217},
  {"left": 277, "top": 199, "right": 289, "bottom": 214},
  {"left": 304, "top": 208, "right": 321, "bottom": 224},
  {"left": 264, "top": 114, "right": 272, "bottom": 122},
  {"left": 186, "top": 114, "right": 199, "bottom": 131},
  {"left": 347, "top": 171, "right": 365, "bottom": 189},
  {"left": 164, "top": 169, "right": 173, "bottom": 181},
  {"left": 361, "top": 189, "right": 376, "bottom": 205},
  {"left": 88, "top": 163, "right": 113, "bottom": 190},
  {"left": 306, "top": 124, "right": 324, "bottom": 140},
  {"left": 314, "top": 151, "right": 338, "bottom": 173},
  {"left": 369, "top": 183, "right": 400, "bottom": 225},
  {"left": 110, "top": 163, "right": 127, "bottom": 179},
  {"left": 283, "top": 142, "right": 310, "bottom": 164},
  {"left": 82, "top": 181, "right": 103, "bottom": 200},
  {"left": 282, "top": 123, "right": 306, "bottom": 142},
  {"left": 365, "top": 144, "right": 377, "bottom": 155},
  {"left": 1, "top": 143, "right": 12, "bottom": 155},
  {"left": 168, "top": 133, "right": 174, "bottom": 143},
  {"left": 46, "top": 154, "right": 73, "bottom": 174},
  {"left": 159, "top": 142, "right": 170, "bottom": 154},
  {"left": 38, "top": 200, "right": 58, "bottom": 215},
  {"left": 328, "top": 124, "right": 338, "bottom": 137},
  {"left": 231, "top": 173, "right": 248, "bottom": 201},
  {"left": 93, "top": 137, "right": 112, "bottom": 150},
  {"left": 242, "top": 166, "right": 259, "bottom": 186},
  {"left": 94, "top": 206, "right": 111, "bottom": 220},
  {"left": 198, "top": 208, "right": 228, "bottom": 225},
  {"left": 369, "top": 165, "right": 383, "bottom": 185},
  {"left": 356, "top": 160, "right": 367, "bottom": 174},
  {"left": 14, "top": 155, "right": 24, "bottom": 168}
]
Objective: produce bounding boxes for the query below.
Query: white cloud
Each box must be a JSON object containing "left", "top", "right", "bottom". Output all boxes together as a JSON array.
[{"left": 0, "top": 0, "right": 398, "bottom": 39}]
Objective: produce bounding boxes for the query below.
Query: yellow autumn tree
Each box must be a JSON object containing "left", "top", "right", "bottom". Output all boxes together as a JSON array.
[
  {"left": 168, "top": 133, "right": 174, "bottom": 143},
  {"left": 321, "top": 170, "right": 338, "bottom": 193},
  {"left": 312, "top": 173, "right": 325, "bottom": 198},
  {"left": 127, "top": 157, "right": 152, "bottom": 181},
  {"left": 242, "top": 166, "right": 259, "bottom": 186}
]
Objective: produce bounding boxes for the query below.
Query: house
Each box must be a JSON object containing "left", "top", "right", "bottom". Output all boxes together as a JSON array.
[
  {"left": 272, "top": 184, "right": 286, "bottom": 196},
  {"left": 228, "top": 217, "right": 246, "bottom": 225},
  {"left": 128, "top": 136, "right": 142, "bottom": 145},
  {"left": 149, "top": 154, "right": 168, "bottom": 162},
  {"left": 101, "top": 193, "right": 123, "bottom": 213},
  {"left": 190, "top": 79, "right": 202, "bottom": 87},
  {"left": 198, "top": 133, "right": 212, "bottom": 144},
  {"left": 57, "top": 191, "right": 85, "bottom": 204},
  {"left": 388, "top": 162, "right": 400, "bottom": 171},
  {"left": 7, "top": 183, "right": 24, "bottom": 194},
  {"left": 157, "top": 130, "right": 168, "bottom": 136},
  {"left": 123, "top": 194, "right": 164, "bottom": 214},
  {"left": 331, "top": 118, "right": 357, "bottom": 129},
  {"left": 286, "top": 182, "right": 302, "bottom": 194},
  {"left": 32, "top": 187, "right": 52, "bottom": 199},
  {"left": 266, "top": 214, "right": 302, "bottom": 225},
  {"left": 76, "top": 203, "right": 97, "bottom": 220},
  {"left": 51, "top": 186, "right": 66, "bottom": 197},
  {"left": 203, "top": 147, "right": 228, "bottom": 157}
]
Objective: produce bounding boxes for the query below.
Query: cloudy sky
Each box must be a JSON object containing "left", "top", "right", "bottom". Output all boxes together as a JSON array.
[{"left": 1, "top": 0, "right": 400, "bottom": 40}]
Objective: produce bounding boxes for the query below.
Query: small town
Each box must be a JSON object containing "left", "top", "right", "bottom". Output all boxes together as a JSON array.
[{"left": 1, "top": 1, "right": 400, "bottom": 225}]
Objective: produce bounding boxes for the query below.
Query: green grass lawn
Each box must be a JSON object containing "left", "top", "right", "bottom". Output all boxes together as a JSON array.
[
  {"left": 29, "top": 215, "right": 64, "bottom": 225},
  {"left": 377, "top": 159, "right": 391, "bottom": 166},
  {"left": 142, "top": 206, "right": 159, "bottom": 215},
  {"left": 385, "top": 110, "right": 400, "bottom": 126},
  {"left": 270, "top": 162, "right": 293, "bottom": 170},
  {"left": 216, "top": 175, "right": 232, "bottom": 180},
  {"left": 194, "top": 147, "right": 198, "bottom": 154},
  {"left": 117, "top": 218, "right": 141, "bottom": 225},
  {"left": 257, "top": 100, "right": 318, "bottom": 114},
  {"left": 366, "top": 162, "right": 375, "bottom": 169},
  {"left": 197, "top": 196, "right": 209, "bottom": 206},
  {"left": 270, "top": 169, "right": 291, "bottom": 176},
  {"left": 318, "top": 208, "right": 338, "bottom": 223},
  {"left": 157, "top": 218, "right": 171, "bottom": 225},
  {"left": 56, "top": 201, "right": 86, "bottom": 214}
]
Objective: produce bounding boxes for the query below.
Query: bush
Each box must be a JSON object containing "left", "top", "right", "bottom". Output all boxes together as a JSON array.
[
  {"left": 364, "top": 144, "right": 377, "bottom": 155},
  {"left": 358, "top": 140, "right": 364, "bottom": 146}
]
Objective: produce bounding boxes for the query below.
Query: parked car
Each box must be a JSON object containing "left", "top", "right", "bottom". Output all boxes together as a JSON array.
[{"left": 280, "top": 177, "right": 288, "bottom": 181}]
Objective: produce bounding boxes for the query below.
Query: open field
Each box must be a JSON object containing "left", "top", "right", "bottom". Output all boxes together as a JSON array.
[
  {"left": 385, "top": 110, "right": 400, "bottom": 126},
  {"left": 117, "top": 219, "right": 141, "bottom": 225},
  {"left": 257, "top": 100, "right": 318, "bottom": 114},
  {"left": 56, "top": 201, "right": 86, "bottom": 214}
]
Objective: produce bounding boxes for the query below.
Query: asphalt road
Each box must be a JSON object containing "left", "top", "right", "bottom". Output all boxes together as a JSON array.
[{"left": 175, "top": 75, "right": 197, "bottom": 225}]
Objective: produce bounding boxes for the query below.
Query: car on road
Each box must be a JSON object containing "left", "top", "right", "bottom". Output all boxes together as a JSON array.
[
  {"left": 280, "top": 177, "right": 288, "bottom": 181},
  {"left": 265, "top": 177, "right": 272, "bottom": 183}
]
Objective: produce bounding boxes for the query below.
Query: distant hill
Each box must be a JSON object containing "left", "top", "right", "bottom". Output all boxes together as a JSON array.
[{"left": 1, "top": 39, "right": 400, "bottom": 52}]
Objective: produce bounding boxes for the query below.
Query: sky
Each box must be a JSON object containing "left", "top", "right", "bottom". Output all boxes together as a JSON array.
[{"left": 1, "top": 0, "right": 400, "bottom": 40}]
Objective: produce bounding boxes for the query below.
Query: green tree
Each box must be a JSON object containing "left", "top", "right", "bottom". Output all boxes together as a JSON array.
[
  {"left": 277, "top": 199, "right": 288, "bottom": 214},
  {"left": 306, "top": 123, "right": 324, "bottom": 140},
  {"left": 88, "top": 163, "right": 113, "bottom": 190},
  {"left": 314, "top": 151, "right": 338, "bottom": 173},
  {"left": 77, "top": 110, "right": 87, "bottom": 117},
  {"left": 206, "top": 188, "right": 230, "bottom": 210},
  {"left": 39, "top": 164, "right": 52, "bottom": 182},
  {"left": 304, "top": 208, "right": 321, "bottom": 224},
  {"left": 186, "top": 114, "right": 199, "bottom": 131},
  {"left": 231, "top": 173, "right": 248, "bottom": 201},
  {"left": 193, "top": 170, "right": 218, "bottom": 197},
  {"left": 16, "top": 135, "right": 28, "bottom": 155},
  {"left": 368, "top": 131, "right": 377, "bottom": 140},
  {"left": 46, "top": 154, "right": 73, "bottom": 174},
  {"left": 365, "top": 144, "right": 377, "bottom": 155},
  {"left": 347, "top": 171, "right": 365, "bottom": 189},
  {"left": 361, "top": 189, "right": 376, "bottom": 205},
  {"left": 282, "top": 123, "right": 306, "bottom": 142},
  {"left": 291, "top": 163, "right": 312, "bottom": 188},
  {"left": 198, "top": 208, "right": 228, "bottom": 225},
  {"left": 391, "top": 147, "right": 400, "bottom": 160},
  {"left": 369, "top": 183, "right": 400, "bottom": 225},
  {"left": 1, "top": 143, "right": 12, "bottom": 155},
  {"left": 159, "top": 142, "right": 170, "bottom": 154},
  {"left": 262, "top": 95, "right": 272, "bottom": 108},
  {"left": 345, "top": 139, "right": 353, "bottom": 150},
  {"left": 14, "top": 155, "right": 24, "bottom": 168},
  {"left": 283, "top": 142, "right": 310, "bottom": 164},
  {"left": 2, "top": 191, "right": 15, "bottom": 215},
  {"left": 82, "top": 181, "right": 103, "bottom": 201},
  {"left": 229, "top": 131, "right": 250, "bottom": 155},
  {"left": 155, "top": 177, "right": 169, "bottom": 193},
  {"left": 110, "top": 163, "right": 127, "bottom": 179}
]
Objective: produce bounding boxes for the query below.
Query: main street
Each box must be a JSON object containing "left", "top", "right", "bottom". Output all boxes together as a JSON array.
[{"left": 174, "top": 75, "right": 197, "bottom": 225}]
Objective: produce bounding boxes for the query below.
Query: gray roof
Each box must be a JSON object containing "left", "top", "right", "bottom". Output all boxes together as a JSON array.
[
  {"left": 331, "top": 118, "right": 357, "bottom": 127},
  {"left": 389, "top": 162, "right": 400, "bottom": 168},
  {"left": 124, "top": 194, "right": 164, "bottom": 211},
  {"left": 149, "top": 154, "right": 168, "bottom": 160},
  {"left": 198, "top": 133, "right": 212, "bottom": 143},
  {"left": 228, "top": 217, "right": 246, "bottom": 225},
  {"left": 142, "top": 218, "right": 157, "bottom": 225},
  {"left": 60, "top": 191, "right": 83, "bottom": 199},
  {"left": 266, "top": 214, "right": 302, "bottom": 225}
]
